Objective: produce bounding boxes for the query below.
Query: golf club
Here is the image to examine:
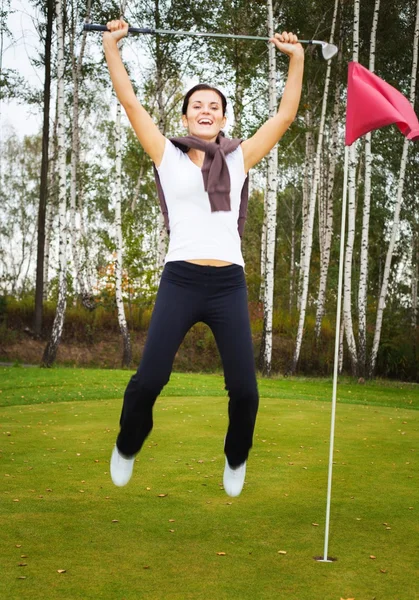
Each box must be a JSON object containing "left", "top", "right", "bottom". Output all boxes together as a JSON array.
[{"left": 83, "top": 24, "right": 338, "bottom": 60}]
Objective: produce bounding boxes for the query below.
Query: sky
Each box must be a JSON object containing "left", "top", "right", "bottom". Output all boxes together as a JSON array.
[{"left": 1, "top": 0, "right": 44, "bottom": 138}]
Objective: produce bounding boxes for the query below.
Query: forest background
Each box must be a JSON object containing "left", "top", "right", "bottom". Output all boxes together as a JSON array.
[{"left": 0, "top": 0, "right": 418, "bottom": 381}]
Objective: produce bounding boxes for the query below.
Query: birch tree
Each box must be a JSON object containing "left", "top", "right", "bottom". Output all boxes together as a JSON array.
[
  {"left": 412, "top": 229, "right": 418, "bottom": 328},
  {"left": 370, "top": 0, "right": 419, "bottom": 376},
  {"left": 33, "top": 0, "right": 54, "bottom": 336},
  {"left": 69, "top": 0, "right": 94, "bottom": 308},
  {"left": 342, "top": 0, "right": 360, "bottom": 375},
  {"left": 113, "top": 0, "right": 132, "bottom": 367},
  {"left": 258, "top": 0, "right": 278, "bottom": 376},
  {"left": 297, "top": 107, "right": 314, "bottom": 311},
  {"left": 358, "top": 0, "right": 381, "bottom": 376},
  {"left": 291, "top": 0, "right": 339, "bottom": 371},
  {"left": 314, "top": 69, "right": 342, "bottom": 338},
  {"left": 42, "top": 0, "right": 67, "bottom": 366}
]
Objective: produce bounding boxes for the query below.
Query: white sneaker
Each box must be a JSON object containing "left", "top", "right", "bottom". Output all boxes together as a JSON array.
[
  {"left": 110, "top": 446, "right": 135, "bottom": 487},
  {"left": 223, "top": 458, "right": 246, "bottom": 497}
]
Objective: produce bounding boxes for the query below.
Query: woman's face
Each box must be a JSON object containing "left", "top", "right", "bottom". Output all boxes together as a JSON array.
[{"left": 182, "top": 90, "right": 226, "bottom": 140}]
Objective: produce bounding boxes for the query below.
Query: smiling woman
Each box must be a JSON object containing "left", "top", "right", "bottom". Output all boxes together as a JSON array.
[{"left": 102, "top": 18, "right": 304, "bottom": 497}]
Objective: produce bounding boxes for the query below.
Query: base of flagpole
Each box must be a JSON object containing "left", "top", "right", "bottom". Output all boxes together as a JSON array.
[{"left": 313, "top": 556, "right": 338, "bottom": 563}]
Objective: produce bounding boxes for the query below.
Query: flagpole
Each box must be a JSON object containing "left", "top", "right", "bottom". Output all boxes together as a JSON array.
[{"left": 316, "top": 144, "right": 350, "bottom": 563}]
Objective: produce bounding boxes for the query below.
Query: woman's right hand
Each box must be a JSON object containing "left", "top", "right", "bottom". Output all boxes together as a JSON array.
[{"left": 103, "top": 19, "right": 129, "bottom": 43}]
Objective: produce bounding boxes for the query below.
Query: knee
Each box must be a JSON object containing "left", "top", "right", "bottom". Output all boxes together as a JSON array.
[{"left": 127, "top": 370, "right": 169, "bottom": 400}]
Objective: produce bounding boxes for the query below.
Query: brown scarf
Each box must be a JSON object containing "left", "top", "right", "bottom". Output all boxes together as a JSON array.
[{"left": 153, "top": 133, "right": 249, "bottom": 237}]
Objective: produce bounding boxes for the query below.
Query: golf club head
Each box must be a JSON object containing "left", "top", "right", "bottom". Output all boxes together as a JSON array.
[{"left": 320, "top": 42, "right": 338, "bottom": 60}]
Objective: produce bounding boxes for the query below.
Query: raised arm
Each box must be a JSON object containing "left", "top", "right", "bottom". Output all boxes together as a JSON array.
[
  {"left": 241, "top": 32, "right": 304, "bottom": 173},
  {"left": 103, "top": 20, "right": 166, "bottom": 166}
]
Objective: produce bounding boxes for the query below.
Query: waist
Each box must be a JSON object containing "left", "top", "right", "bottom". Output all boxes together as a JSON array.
[{"left": 185, "top": 259, "right": 233, "bottom": 267}]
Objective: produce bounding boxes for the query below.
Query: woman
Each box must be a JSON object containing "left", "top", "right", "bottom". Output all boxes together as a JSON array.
[{"left": 103, "top": 19, "right": 304, "bottom": 496}]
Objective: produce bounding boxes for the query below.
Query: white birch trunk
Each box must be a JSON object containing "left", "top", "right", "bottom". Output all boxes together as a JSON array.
[
  {"left": 69, "top": 0, "right": 92, "bottom": 307},
  {"left": 289, "top": 191, "right": 296, "bottom": 312},
  {"left": 43, "top": 113, "right": 58, "bottom": 300},
  {"left": 259, "top": 0, "right": 278, "bottom": 376},
  {"left": 291, "top": 0, "right": 339, "bottom": 370},
  {"left": 358, "top": 0, "right": 381, "bottom": 376},
  {"left": 114, "top": 98, "right": 132, "bottom": 366},
  {"left": 370, "top": 0, "right": 419, "bottom": 375},
  {"left": 314, "top": 0, "right": 341, "bottom": 338},
  {"left": 297, "top": 108, "right": 314, "bottom": 309},
  {"left": 113, "top": 1, "right": 132, "bottom": 366},
  {"left": 342, "top": 0, "right": 360, "bottom": 375},
  {"left": 259, "top": 203, "right": 267, "bottom": 303},
  {"left": 42, "top": 0, "right": 67, "bottom": 366},
  {"left": 412, "top": 231, "right": 418, "bottom": 328},
  {"left": 314, "top": 80, "right": 340, "bottom": 337},
  {"left": 338, "top": 318, "right": 345, "bottom": 374}
]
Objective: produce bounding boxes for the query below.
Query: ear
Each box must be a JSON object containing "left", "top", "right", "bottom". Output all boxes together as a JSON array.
[{"left": 181, "top": 115, "right": 188, "bottom": 129}]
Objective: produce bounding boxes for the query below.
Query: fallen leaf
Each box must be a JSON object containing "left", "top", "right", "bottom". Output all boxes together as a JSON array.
[
  {"left": 312, "top": 523, "right": 319, "bottom": 527},
  {"left": 20, "top": 555, "right": 27, "bottom": 558},
  {"left": 57, "top": 569, "right": 66, "bottom": 574},
  {"left": 17, "top": 576, "right": 26, "bottom": 580},
  {"left": 380, "top": 569, "right": 387, "bottom": 574},
  {"left": 112, "top": 519, "right": 119, "bottom": 523},
  {"left": 216, "top": 552, "right": 226, "bottom": 556},
  {"left": 370, "top": 555, "right": 376, "bottom": 559},
  {"left": 169, "top": 519, "right": 175, "bottom": 523},
  {"left": 278, "top": 550, "right": 287, "bottom": 555},
  {"left": 143, "top": 565, "right": 151, "bottom": 569},
  {"left": 169, "top": 529, "right": 175, "bottom": 533},
  {"left": 18, "top": 563, "right": 27, "bottom": 567},
  {"left": 15, "top": 544, "right": 22, "bottom": 548},
  {"left": 158, "top": 494, "right": 167, "bottom": 498}
]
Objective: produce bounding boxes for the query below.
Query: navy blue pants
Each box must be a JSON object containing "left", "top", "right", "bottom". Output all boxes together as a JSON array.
[{"left": 116, "top": 260, "right": 259, "bottom": 467}]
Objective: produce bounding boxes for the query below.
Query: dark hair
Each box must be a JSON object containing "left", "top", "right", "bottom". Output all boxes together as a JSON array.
[{"left": 182, "top": 84, "right": 227, "bottom": 116}]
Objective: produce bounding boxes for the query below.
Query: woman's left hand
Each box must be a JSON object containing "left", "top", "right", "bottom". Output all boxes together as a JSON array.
[{"left": 270, "top": 31, "right": 304, "bottom": 58}]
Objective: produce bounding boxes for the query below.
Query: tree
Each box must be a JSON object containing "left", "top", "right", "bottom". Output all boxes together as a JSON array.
[
  {"left": 258, "top": 0, "right": 278, "bottom": 376},
  {"left": 370, "top": 0, "right": 419, "bottom": 376},
  {"left": 33, "top": 0, "right": 54, "bottom": 336},
  {"left": 357, "top": 0, "right": 381, "bottom": 376},
  {"left": 42, "top": 0, "right": 67, "bottom": 366}
]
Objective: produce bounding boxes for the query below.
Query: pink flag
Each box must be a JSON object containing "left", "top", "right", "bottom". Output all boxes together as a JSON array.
[{"left": 345, "top": 61, "right": 419, "bottom": 145}]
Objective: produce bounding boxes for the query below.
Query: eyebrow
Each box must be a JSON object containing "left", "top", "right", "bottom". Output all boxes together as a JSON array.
[{"left": 192, "top": 100, "right": 220, "bottom": 106}]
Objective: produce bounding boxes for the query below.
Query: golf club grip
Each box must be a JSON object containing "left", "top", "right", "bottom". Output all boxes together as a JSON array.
[{"left": 83, "top": 24, "right": 155, "bottom": 34}]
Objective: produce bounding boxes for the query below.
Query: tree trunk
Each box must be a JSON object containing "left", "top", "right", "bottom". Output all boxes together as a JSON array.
[
  {"left": 42, "top": 0, "right": 67, "bottom": 366},
  {"left": 69, "top": 0, "right": 92, "bottom": 308},
  {"left": 291, "top": 0, "right": 339, "bottom": 370},
  {"left": 342, "top": 0, "right": 360, "bottom": 376},
  {"left": 412, "top": 230, "right": 418, "bottom": 328},
  {"left": 369, "top": 0, "right": 419, "bottom": 376},
  {"left": 34, "top": 0, "right": 53, "bottom": 336},
  {"left": 314, "top": 74, "right": 341, "bottom": 337},
  {"left": 113, "top": 1, "right": 132, "bottom": 367},
  {"left": 258, "top": 0, "right": 278, "bottom": 376},
  {"left": 297, "top": 108, "right": 314, "bottom": 310},
  {"left": 358, "top": 0, "right": 381, "bottom": 377},
  {"left": 289, "top": 190, "right": 296, "bottom": 312}
]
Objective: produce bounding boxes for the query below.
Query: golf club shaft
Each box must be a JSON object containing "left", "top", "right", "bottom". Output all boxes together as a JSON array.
[{"left": 83, "top": 23, "right": 320, "bottom": 46}]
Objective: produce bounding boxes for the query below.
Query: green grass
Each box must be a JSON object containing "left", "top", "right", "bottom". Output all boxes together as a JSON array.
[{"left": 0, "top": 367, "right": 418, "bottom": 600}]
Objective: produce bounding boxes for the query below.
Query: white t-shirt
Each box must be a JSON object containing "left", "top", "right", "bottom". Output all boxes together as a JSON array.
[{"left": 156, "top": 139, "right": 247, "bottom": 267}]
